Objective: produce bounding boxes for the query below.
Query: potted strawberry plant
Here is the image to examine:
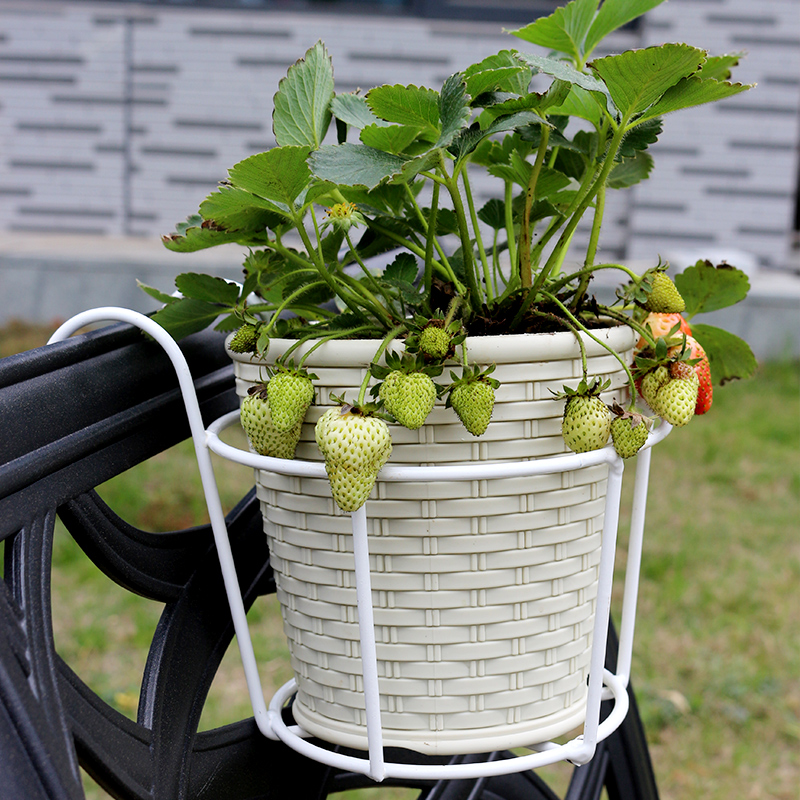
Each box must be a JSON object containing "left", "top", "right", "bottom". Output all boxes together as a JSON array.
[{"left": 142, "top": 0, "right": 756, "bottom": 755}]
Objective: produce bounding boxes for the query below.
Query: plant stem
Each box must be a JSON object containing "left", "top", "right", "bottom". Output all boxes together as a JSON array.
[
  {"left": 308, "top": 205, "right": 327, "bottom": 267},
  {"left": 344, "top": 229, "right": 396, "bottom": 311},
  {"left": 527, "top": 150, "right": 602, "bottom": 280},
  {"left": 503, "top": 180, "right": 517, "bottom": 277},
  {"left": 535, "top": 121, "right": 627, "bottom": 294},
  {"left": 246, "top": 302, "right": 336, "bottom": 320},
  {"left": 403, "top": 183, "right": 455, "bottom": 280},
  {"left": 368, "top": 220, "right": 465, "bottom": 293},
  {"left": 338, "top": 272, "right": 395, "bottom": 328},
  {"left": 461, "top": 169, "right": 493, "bottom": 303},
  {"left": 543, "top": 290, "right": 637, "bottom": 400},
  {"left": 443, "top": 171, "right": 482, "bottom": 310},
  {"left": 571, "top": 182, "right": 606, "bottom": 309},
  {"left": 519, "top": 126, "right": 551, "bottom": 289},
  {"left": 290, "top": 215, "right": 372, "bottom": 321},
  {"left": 258, "top": 280, "right": 328, "bottom": 338},
  {"left": 424, "top": 180, "right": 440, "bottom": 302},
  {"left": 287, "top": 326, "right": 376, "bottom": 367},
  {"left": 357, "top": 325, "right": 405, "bottom": 406},
  {"left": 596, "top": 305, "right": 657, "bottom": 351},
  {"left": 548, "top": 262, "right": 641, "bottom": 294}
]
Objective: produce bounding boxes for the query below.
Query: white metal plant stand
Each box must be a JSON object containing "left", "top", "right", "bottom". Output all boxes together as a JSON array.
[{"left": 49, "top": 308, "right": 670, "bottom": 784}]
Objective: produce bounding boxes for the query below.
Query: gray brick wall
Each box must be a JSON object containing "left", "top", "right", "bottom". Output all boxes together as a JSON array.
[
  {"left": 0, "top": 0, "right": 798, "bottom": 272},
  {"left": 627, "top": 0, "right": 800, "bottom": 272}
]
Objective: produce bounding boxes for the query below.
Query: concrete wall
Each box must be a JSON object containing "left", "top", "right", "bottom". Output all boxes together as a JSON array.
[
  {"left": 0, "top": 1, "right": 637, "bottom": 246},
  {"left": 627, "top": 0, "right": 800, "bottom": 274},
  {"left": 0, "top": 0, "right": 798, "bottom": 350}
]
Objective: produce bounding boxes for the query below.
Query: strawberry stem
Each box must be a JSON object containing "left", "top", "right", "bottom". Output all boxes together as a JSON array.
[
  {"left": 542, "top": 291, "right": 637, "bottom": 401},
  {"left": 359, "top": 325, "right": 405, "bottom": 406},
  {"left": 286, "top": 326, "right": 377, "bottom": 368},
  {"left": 596, "top": 305, "right": 658, "bottom": 351}
]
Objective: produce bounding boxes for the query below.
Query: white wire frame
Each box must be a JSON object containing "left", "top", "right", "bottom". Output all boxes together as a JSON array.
[{"left": 49, "top": 307, "right": 671, "bottom": 783}]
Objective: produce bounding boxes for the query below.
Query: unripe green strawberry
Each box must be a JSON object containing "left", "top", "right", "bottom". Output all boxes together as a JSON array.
[
  {"left": 609, "top": 405, "right": 651, "bottom": 459},
  {"left": 419, "top": 325, "right": 451, "bottom": 360},
  {"left": 315, "top": 406, "right": 393, "bottom": 512},
  {"left": 640, "top": 365, "right": 669, "bottom": 412},
  {"left": 378, "top": 370, "right": 403, "bottom": 414},
  {"left": 267, "top": 368, "right": 314, "bottom": 432},
  {"left": 656, "top": 371, "right": 699, "bottom": 427},
  {"left": 228, "top": 324, "right": 259, "bottom": 354},
  {"left": 644, "top": 272, "right": 685, "bottom": 313},
  {"left": 562, "top": 394, "right": 612, "bottom": 453},
  {"left": 381, "top": 371, "right": 436, "bottom": 430},
  {"left": 240, "top": 391, "right": 302, "bottom": 459},
  {"left": 669, "top": 335, "right": 713, "bottom": 415},
  {"left": 450, "top": 380, "right": 495, "bottom": 437}
]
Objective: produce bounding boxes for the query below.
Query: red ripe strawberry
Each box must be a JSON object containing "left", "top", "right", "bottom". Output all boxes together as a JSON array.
[
  {"left": 635, "top": 312, "right": 692, "bottom": 352},
  {"left": 669, "top": 335, "right": 713, "bottom": 415}
]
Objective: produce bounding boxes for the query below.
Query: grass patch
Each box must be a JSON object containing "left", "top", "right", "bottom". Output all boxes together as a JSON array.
[
  {"left": 2, "top": 322, "right": 798, "bottom": 798},
  {"left": 614, "top": 360, "right": 800, "bottom": 800}
]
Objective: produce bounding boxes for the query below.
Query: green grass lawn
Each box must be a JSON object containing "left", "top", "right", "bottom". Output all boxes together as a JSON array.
[{"left": 3, "top": 322, "right": 798, "bottom": 799}]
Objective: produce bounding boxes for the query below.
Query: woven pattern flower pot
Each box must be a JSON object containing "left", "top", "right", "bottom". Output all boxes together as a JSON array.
[{"left": 230, "top": 326, "right": 635, "bottom": 755}]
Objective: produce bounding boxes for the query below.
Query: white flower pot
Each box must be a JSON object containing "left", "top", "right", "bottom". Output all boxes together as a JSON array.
[{"left": 229, "top": 325, "right": 635, "bottom": 755}]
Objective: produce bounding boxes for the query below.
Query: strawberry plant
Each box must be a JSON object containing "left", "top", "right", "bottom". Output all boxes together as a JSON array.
[{"left": 141, "top": 0, "right": 758, "bottom": 502}]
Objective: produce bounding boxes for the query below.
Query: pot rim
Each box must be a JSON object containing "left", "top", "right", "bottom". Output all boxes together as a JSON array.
[{"left": 227, "top": 324, "right": 635, "bottom": 368}]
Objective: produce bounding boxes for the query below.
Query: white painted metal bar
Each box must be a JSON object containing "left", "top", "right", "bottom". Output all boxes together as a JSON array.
[
  {"left": 48, "top": 308, "right": 278, "bottom": 741},
  {"left": 48, "top": 308, "right": 668, "bottom": 783},
  {"left": 267, "top": 668, "right": 629, "bottom": 780},
  {"left": 575, "top": 457, "right": 624, "bottom": 764},
  {"left": 615, "top": 444, "right": 658, "bottom": 687},
  {"left": 350, "top": 505, "right": 386, "bottom": 782},
  {"left": 207, "top": 407, "right": 672, "bottom": 481}
]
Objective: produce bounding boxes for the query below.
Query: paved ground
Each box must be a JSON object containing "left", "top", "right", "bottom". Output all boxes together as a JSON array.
[{"left": 1, "top": 232, "right": 798, "bottom": 360}]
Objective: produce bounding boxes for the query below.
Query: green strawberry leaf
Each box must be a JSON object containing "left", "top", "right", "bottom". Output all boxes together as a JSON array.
[
  {"left": 437, "top": 73, "right": 472, "bottom": 148},
  {"left": 360, "top": 123, "right": 421, "bottom": 155},
  {"left": 175, "top": 273, "right": 241, "bottom": 306},
  {"left": 309, "top": 143, "right": 407, "bottom": 188},
  {"left": 151, "top": 297, "right": 228, "bottom": 340},
  {"left": 383, "top": 252, "right": 419, "bottom": 284},
  {"left": 464, "top": 50, "right": 532, "bottom": 97},
  {"left": 300, "top": 179, "right": 340, "bottom": 208},
  {"left": 137, "top": 281, "right": 177, "bottom": 306},
  {"left": 590, "top": 44, "right": 706, "bottom": 121},
  {"left": 200, "top": 185, "right": 287, "bottom": 228},
  {"left": 398, "top": 149, "right": 441, "bottom": 183},
  {"left": 516, "top": 53, "right": 610, "bottom": 104},
  {"left": 509, "top": 0, "right": 599, "bottom": 64},
  {"left": 689, "top": 323, "right": 757, "bottom": 385},
  {"left": 272, "top": 41, "right": 334, "bottom": 148},
  {"left": 618, "top": 117, "right": 662, "bottom": 157},
  {"left": 583, "top": 0, "right": 665, "bottom": 61},
  {"left": 697, "top": 52, "right": 745, "bottom": 81},
  {"left": 450, "top": 112, "right": 548, "bottom": 165},
  {"left": 331, "top": 92, "right": 389, "bottom": 130},
  {"left": 674, "top": 260, "right": 750, "bottom": 317},
  {"left": 608, "top": 150, "right": 653, "bottom": 189},
  {"left": 633, "top": 74, "right": 753, "bottom": 125},
  {"left": 545, "top": 83, "right": 607, "bottom": 126},
  {"left": 227, "top": 146, "right": 312, "bottom": 209},
  {"left": 464, "top": 66, "right": 528, "bottom": 100},
  {"left": 477, "top": 198, "right": 506, "bottom": 230},
  {"left": 367, "top": 84, "right": 440, "bottom": 139},
  {"left": 161, "top": 224, "right": 267, "bottom": 252},
  {"left": 214, "top": 315, "right": 243, "bottom": 334}
]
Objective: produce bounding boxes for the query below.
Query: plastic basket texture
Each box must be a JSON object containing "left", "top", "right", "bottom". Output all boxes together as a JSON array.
[{"left": 230, "top": 327, "right": 635, "bottom": 754}]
